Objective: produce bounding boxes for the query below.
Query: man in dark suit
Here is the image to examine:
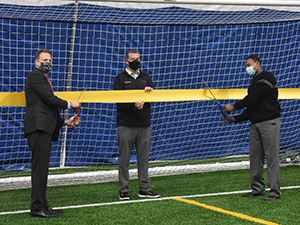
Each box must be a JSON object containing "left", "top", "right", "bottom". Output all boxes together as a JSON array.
[{"left": 24, "top": 49, "right": 81, "bottom": 218}]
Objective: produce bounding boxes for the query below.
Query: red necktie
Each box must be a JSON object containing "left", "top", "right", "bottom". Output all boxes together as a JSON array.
[{"left": 46, "top": 75, "right": 53, "bottom": 92}]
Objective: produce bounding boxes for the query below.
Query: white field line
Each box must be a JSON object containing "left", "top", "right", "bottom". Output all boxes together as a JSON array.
[{"left": 1, "top": 185, "right": 299, "bottom": 216}]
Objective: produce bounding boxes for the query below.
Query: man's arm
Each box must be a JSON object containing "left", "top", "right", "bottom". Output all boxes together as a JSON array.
[
  {"left": 221, "top": 109, "right": 250, "bottom": 123},
  {"left": 234, "top": 73, "right": 276, "bottom": 110},
  {"left": 28, "top": 71, "right": 80, "bottom": 110},
  {"left": 28, "top": 71, "right": 69, "bottom": 109}
]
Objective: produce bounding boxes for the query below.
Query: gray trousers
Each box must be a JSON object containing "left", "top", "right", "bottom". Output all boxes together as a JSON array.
[
  {"left": 249, "top": 117, "right": 281, "bottom": 197},
  {"left": 117, "top": 126, "right": 151, "bottom": 193}
]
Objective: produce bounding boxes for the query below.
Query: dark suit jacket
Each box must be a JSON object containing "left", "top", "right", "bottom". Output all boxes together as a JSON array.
[{"left": 24, "top": 68, "right": 68, "bottom": 141}]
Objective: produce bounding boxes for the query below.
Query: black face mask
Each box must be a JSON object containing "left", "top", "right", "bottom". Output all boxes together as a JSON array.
[
  {"left": 39, "top": 62, "right": 52, "bottom": 74},
  {"left": 128, "top": 60, "right": 140, "bottom": 70}
]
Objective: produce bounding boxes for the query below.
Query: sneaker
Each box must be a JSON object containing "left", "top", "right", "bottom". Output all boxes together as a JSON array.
[
  {"left": 119, "top": 192, "right": 130, "bottom": 200},
  {"left": 138, "top": 191, "right": 160, "bottom": 198}
]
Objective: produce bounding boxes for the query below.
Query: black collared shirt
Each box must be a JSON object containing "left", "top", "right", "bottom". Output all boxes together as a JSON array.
[
  {"left": 113, "top": 69, "right": 154, "bottom": 127},
  {"left": 234, "top": 70, "right": 281, "bottom": 123}
]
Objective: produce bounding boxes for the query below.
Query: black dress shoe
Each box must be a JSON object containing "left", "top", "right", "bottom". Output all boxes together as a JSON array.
[
  {"left": 242, "top": 192, "right": 266, "bottom": 197},
  {"left": 30, "top": 208, "right": 60, "bottom": 218},
  {"left": 264, "top": 195, "right": 281, "bottom": 201},
  {"left": 47, "top": 206, "right": 64, "bottom": 214}
]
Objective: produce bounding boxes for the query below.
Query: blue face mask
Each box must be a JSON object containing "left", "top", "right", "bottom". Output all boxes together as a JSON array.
[{"left": 246, "top": 63, "right": 257, "bottom": 76}]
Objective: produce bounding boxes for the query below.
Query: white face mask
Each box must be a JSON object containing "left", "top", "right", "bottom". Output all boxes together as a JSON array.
[{"left": 246, "top": 62, "right": 257, "bottom": 76}]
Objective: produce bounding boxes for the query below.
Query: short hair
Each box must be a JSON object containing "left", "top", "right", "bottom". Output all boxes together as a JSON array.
[
  {"left": 35, "top": 49, "right": 51, "bottom": 61},
  {"left": 246, "top": 54, "right": 261, "bottom": 66},
  {"left": 125, "top": 49, "right": 139, "bottom": 60}
]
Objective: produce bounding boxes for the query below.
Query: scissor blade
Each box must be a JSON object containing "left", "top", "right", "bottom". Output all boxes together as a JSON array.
[
  {"left": 80, "top": 91, "right": 86, "bottom": 104},
  {"left": 202, "top": 80, "right": 218, "bottom": 102},
  {"left": 79, "top": 85, "right": 88, "bottom": 104}
]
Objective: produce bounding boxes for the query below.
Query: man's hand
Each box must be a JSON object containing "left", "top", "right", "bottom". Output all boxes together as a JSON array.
[
  {"left": 224, "top": 104, "right": 235, "bottom": 112},
  {"left": 222, "top": 114, "right": 235, "bottom": 123},
  {"left": 144, "top": 86, "right": 153, "bottom": 92},
  {"left": 134, "top": 87, "right": 153, "bottom": 110},
  {"left": 66, "top": 115, "right": 80, "bottom": 126},
  {"left": 70, "top": 100, "right": 81, "bottom": 109},
  {"left": 134, "top": 101, "right": 145, "bottom": 110}
]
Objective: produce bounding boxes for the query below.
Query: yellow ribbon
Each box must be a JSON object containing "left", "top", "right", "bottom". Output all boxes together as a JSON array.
[{"left": 0, "top": 88, "right": 299, "bottom": 106}]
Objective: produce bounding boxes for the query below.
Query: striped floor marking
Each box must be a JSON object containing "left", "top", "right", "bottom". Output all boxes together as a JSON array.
[{"left": 173, "top": 197, "right": 280, "bottom": 225}]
